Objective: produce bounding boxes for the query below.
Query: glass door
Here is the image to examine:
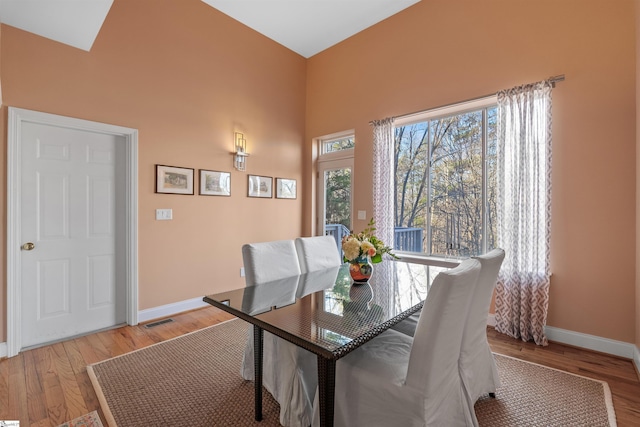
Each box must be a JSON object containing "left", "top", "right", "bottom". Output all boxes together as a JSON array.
[{"left": 317, "top": 158, "right": 353, "bottom": 250}]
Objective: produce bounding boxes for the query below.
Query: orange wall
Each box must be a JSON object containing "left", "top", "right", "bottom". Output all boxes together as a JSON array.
[
  {"left": 0, "top": 0, "right": 307, "bottom": 340},
  {"left": 306, "top": 0, "right": 636, "bottom": 342}
]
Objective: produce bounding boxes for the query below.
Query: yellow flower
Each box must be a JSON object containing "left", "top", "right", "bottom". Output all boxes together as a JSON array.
[
  {"left": 342, "top": 237, "right": 362, "bottom": 261},
  {"left": 361, "top": 241, "right": 376, "bottom": 257}
]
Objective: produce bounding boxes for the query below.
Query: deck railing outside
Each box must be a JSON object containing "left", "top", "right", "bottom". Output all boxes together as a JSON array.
[
  {"left": 394, "top": 227, "right": 423, "bottom": 252},
  {"left": 325, "top": 223, "right": 351, "bottom": 250},
  {"left": 325, "top": 224, "right": 423, "bottom": 253}
]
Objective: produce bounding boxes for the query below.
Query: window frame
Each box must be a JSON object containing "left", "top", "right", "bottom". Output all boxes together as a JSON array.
[
  {"left": 393, "top": 95, "right": 497, "bottom": 259},
  {"left": 315, "top": 130, "right": 355, "bottom": 236}
]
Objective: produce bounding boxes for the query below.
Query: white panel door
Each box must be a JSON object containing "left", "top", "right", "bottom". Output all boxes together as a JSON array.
[{"left": 20, "top": 122, "right": 126, "bottom": 348}]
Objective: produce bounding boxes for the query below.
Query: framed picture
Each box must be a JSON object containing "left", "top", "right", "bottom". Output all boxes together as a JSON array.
[
  {"left": 248, "top": 175, "right": 272, "bottom": 198},
  {"left": 199, "top": 169, "right": 231, "bottom": 196},
  {"left": 276, "top": 178, "right": 297, "bottom": 199},
  {"left": 155, "top": 165, "right": 194, "bottom": 195}
]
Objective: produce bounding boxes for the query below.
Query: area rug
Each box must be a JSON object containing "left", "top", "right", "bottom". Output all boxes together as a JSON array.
[
  {"left": 475, "top": 354, "right": 616, "bottom": 426},
  {"left": 57, "top": 411, "right": 103, "bottom": 427},
  {"left": 88, "top": 319, "right": 616, "bottom": 427}
]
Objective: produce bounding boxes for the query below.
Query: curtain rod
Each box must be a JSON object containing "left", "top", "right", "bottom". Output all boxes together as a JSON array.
[{"left": 370, "top": 74, "right": 565, "bottom": 124}]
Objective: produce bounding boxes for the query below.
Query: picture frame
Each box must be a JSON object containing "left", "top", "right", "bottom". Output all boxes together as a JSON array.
[
  {"left": 276, "top": 178, "right": 297, "bottom": 199},
  {"left": 248, "top": 175, "right": 272, "bottom": 198},
  {"left": 199, "top": 169, "right": 231, "bottom": 196},
  {"left": 155, "top": 165, "right": 194, "bottom": 195}
]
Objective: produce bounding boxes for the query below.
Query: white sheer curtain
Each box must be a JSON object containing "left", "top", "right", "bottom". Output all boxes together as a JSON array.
[
  {"left": 495, "top": 80, "right": 553, "bottom": 346},
  {"left": 371, "top": 118, "right": 395, "bottom": 249}
]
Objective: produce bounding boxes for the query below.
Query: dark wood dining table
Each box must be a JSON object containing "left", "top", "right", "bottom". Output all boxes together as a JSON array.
[{"left": 203, "top": 260, "right": 448, "bottom": 427}]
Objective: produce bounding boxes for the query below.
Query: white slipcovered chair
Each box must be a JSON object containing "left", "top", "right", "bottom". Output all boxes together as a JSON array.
[
  {"left": 294, "top": 235, "right": 342, "bottom": 273},
  {"left": 242, "top": 239, "right": 301, "bottom": 287},
  {"left": 240, "top": 240, "right": 306, "bottom": 426},
  {"left": 390, "top": 249, "right": 505, "bottom": 424},
  {"left": 265, "top": 236, "right": 343, "bottom": 425},
  {"left": 312, "top": 258, "right": 481, "bottom": 427},
  {"left": 460, "top": 248, "right": 505, "bottom": 424}
]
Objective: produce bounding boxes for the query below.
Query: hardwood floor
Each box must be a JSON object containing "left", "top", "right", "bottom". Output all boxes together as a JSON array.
[{"left": 1, "top": 307, "right": 639, "bottom": 426}]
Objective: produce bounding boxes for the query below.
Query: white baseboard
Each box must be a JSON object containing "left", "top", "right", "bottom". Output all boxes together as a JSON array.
[
  {"left": 544, "top": 326, "right": 635, "bottom": 359},
  {"left": 487, "top": 314, "right": 635, "bottom": 360},
  {"left": 137, "top": 296, "right": 210, "bottom": 323},
  {"left": 0, "top": 298, "right": 209, "bottom": 357},
  {"left": 487, "top": 313, "right": 496, "bottom": 327}
]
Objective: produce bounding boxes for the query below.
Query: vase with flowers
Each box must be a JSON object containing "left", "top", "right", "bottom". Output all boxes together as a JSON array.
[{"left": 341, "top": 218, "right": 396, "bottom": 283}]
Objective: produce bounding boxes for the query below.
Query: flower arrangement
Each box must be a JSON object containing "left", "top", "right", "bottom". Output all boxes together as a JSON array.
[{"left": 341, "top": 218, "right": 396, "bottom": 264}]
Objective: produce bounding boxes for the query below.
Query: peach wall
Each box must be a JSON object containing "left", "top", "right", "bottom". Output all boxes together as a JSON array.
[
  {"left": 306, "top": 0, "right": 636, "bottom": 342},
  {"left": 0, "top": 0, "right": 306, "bottom": 341}
]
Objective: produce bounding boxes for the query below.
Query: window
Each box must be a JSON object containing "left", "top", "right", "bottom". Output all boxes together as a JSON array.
[
  {"left": 394, "top": 98, "right": 497, "bottom": 257},
  {"left": 323, "top": 136, "right": 354, "bottom": 154}
]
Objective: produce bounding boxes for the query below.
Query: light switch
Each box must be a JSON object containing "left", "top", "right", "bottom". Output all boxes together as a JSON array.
[
  {"left": 358, "top": 210, "right": 367, "bottom": 220},
  {"left": 156, "top": 209, "right": 173, "bottom": 220}
]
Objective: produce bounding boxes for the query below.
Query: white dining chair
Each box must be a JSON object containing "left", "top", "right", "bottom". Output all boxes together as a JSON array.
[
  {"left": 311, "top": 258, "right": 481, "bottom": 427},
  {"left": 269, "top": 236, "right": 343, "bottom": 426},
  {"left": 461, "top": 248, "right": 505, "bottom": 424},
  {"left": 294, "top": 235, "right": 342, "bottom": 273},
  {"left": 240, "top": 240, "right": 307, "bottom": 426},
  {"left": 242, "top": 239, "right": 301, "bottom": 287}
]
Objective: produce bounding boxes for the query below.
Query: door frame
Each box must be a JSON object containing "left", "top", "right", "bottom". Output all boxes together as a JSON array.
[{"left": 6, "top": 107, "right": 139, "bottom": 357}]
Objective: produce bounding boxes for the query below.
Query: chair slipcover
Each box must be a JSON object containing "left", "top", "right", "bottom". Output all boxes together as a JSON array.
[
  {"left": 312, "top": 258, "right": 481, "bottom": 427},
  {"left": 294, "top": 235, "right": 342, "bottom": 273},
  {"left": 242, "top": 240, "right": 301, "bottom": 286},
  {"left": 461, "top": 248, "right": 505, "bottom": 424},
  {"left": 240, "top": 240, "right": 310, "bottom": 426},
  {"left": 389, "top": 250, "right": 505, "bottom": 425},
  {"left": 274, "top": 237, "right": 342, "bottom": 425}
]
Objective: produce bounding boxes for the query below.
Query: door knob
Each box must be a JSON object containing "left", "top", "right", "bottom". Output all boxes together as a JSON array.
[{"left": 21, "top": 242, "right": 35, "bottom": 251}]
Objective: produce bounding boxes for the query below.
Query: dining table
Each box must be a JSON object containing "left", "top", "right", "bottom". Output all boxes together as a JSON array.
[{"left": 203, "top": 260, "right": 449, "bottom": 427}]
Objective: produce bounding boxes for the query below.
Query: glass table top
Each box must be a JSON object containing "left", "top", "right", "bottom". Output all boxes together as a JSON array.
[{"left": 203, "top": 261, "right": 448, "bottom": 358}]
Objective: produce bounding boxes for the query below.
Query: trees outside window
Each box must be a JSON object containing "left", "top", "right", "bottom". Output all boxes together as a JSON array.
[{"left": 395, "top": 103, "right": 497, "bottom": 257}]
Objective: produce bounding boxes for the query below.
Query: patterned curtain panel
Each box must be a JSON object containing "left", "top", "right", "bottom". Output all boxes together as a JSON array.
[
  {"left": 494, "top": 80, "right": 553, "bottom": 346},
  {"left": 372, "top": 118, "right": 395, "bottom": 250},
  {"left": 371, "top": 118, "right": 396, "bottom": 316}
]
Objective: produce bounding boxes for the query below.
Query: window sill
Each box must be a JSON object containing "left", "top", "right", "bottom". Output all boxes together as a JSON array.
[{"left": 394, "top": 252, "right": 462, "bottom": 268}]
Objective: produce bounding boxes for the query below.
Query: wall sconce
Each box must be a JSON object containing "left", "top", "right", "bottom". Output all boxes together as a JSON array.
[{"left": 232, "top": 132, "right": 249, "bottom": 171}]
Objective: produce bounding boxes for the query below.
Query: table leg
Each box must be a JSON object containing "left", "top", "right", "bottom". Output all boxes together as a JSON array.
[
  {"left": 317, "top": 356, "right": 336, "bottom": 427},
  {"left": 253, "top": 325, "right": 263, "bottom": 421}
]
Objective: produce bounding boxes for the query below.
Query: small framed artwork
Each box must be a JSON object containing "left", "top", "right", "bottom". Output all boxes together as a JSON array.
[
  {"left": 199, "top": 169, "right": 231, "bottom": 196},
  {"left": 155, "top": 165, "right": 194, "bottom": 195},
  {"left": 248, "top": 175, "right": 272, "bottom": 198},
  {"left": 276, "top": 178, "right": 297, "bottom": 199}
]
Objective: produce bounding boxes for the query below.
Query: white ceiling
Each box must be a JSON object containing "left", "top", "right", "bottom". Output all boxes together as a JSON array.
[
  {"left": 201, "top": 0, "right": 420, "bottom": 58},
  {"left": 0, "top": 0, "right": 114, "bottom": 51},
  {"left": 0, "top": 0, "right": 420, "bottom": 57}
]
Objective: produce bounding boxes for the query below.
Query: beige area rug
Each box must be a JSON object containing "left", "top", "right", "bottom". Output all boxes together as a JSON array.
[
  {"left": 88, "top": 319, "right": 616, "bottom": 427},
  {"left": 57, "top": 411, "right": 104, "bottom": 427}
]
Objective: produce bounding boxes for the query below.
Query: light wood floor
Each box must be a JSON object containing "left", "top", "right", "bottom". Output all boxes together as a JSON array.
[{"left": 1, "top": 307, "right": 639, "bottom": 426}]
